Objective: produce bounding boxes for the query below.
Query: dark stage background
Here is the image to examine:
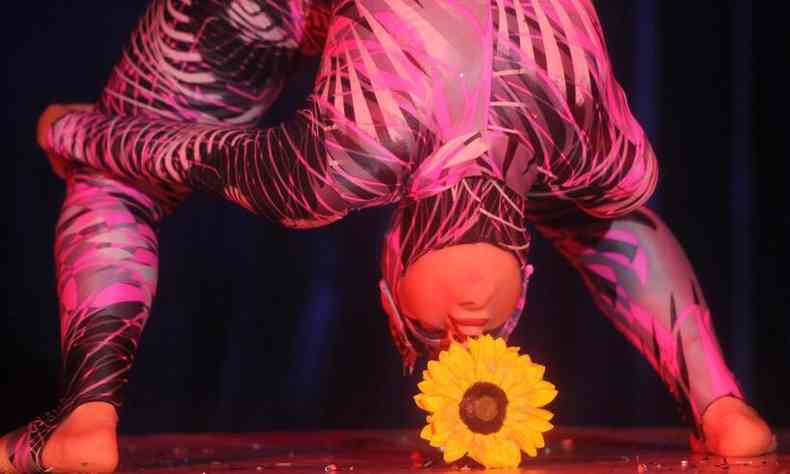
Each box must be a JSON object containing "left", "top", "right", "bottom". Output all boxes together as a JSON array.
[{"left": 2, "top": 1, "right": 785, "bottom": 436}]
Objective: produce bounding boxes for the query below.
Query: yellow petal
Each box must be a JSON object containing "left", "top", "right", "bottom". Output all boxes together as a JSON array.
[
  {"left": 475, "top": 336, "right": 492, "bottom": 361},
  {"left": 467, "top": 434, "right": 487, "bottom": 466},
  {"left": 437, "top": 355, "right": 472, "bottom": 390},
  {"left": 508, "top": 381, "right": 534, "bottom": 399},
  {"left": 531, "top": 431, "right": 545, "bottom": 449},
  {"left": 429, "top": 423, "right": 451, "bottom": 447},
  {"left": 432, "top": 404, "right": 461, "bottom": 433},
  {"left": 526, "top": 363, "right": 546, "bottom": 383},
  {"left": 465, "top": 337, "right": 480, "bottom": 359},
  {"left": 432, "top": 361, "right": 467, "bottom": 397},
  {"left": 498, "top": 436, "right": 522, "bottom": 467},
  {"left": 525, "top": 415, "right": 554, "bottom": 433},
  {"left": 507, "top": 400, "right": 555, "bottom": 421},
  {"left": 492, "top": 352, "right": 520, "bottom": 387},
  {"left": 428, "top": 434, "right": 445, "bottom": 448},
  {"left": 475, "top": 369, "right": 495, "bottom": 384},
  {"left": 484, "top": 336, "right": 500, "bottom": 363},
  {"left": 526, "top": 388, "right": 558, "bottom": 408},
  {"left": 414, "top": 393, "right": 449, "bottom": 413},
  {"left": 507, "top": 424, "right": 537, "bottom": 457},
  {"left": 509, "top": 364, "right": 544, "bottom": 391},
  {"left": 526, "top": 407, "right": 554, "bottom": 421},
  {"left": 418, "top": 377, "right": 462, "bottom": 401},
  {"left": 505, "top": 350, "right": 522, "bottom": 365},
  {"left": 469, "top": 434, "right": 496, "bottom": 468},
  {"left": 427, "top": 360, "right": 457, "bottom": 388},
  {"left": 482, "top": 434, "right": 519, "bottom": 468},
  {"left": 492, "top": 337, "right": 507, "bottom": 354},
  {"left": 505, "top": 408, "right": 554, "bottom": 434},
  {"left": 482, "top": 431, "right": 518, "bottom": 467},
  {"left": 518, "top": 353, "right": 532, "bottom": 366},
  {"left": 420, "top": 424, "right": 434, "bottom": 441},
  {"left": 448, "top": 342, "right": 475, "bottom": 367},
  {"left": 417, "top": 380, "right": 435, "bottom": 394},
  {"left": 443, "top": 427, "right": 472, "bottom": 463},
  {"left": 522, "top": 437, "right": 539, "bottom": 458},
  {"left": 474, "top": 341, "right": 499, "bottom": 382},
  {"left": 498, "top": 368, "right": 516, "bottom": 391}
]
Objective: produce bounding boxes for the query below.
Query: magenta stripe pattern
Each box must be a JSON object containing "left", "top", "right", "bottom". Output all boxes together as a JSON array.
[
  {"left": 9, "top": 1, "right": 330, "bottom": 471},
  {"left": 41, "top": 0, "right": 739, "bottom": 445},
  {"left": 535, "top": 208, "right": 742, "bottom": 432}
]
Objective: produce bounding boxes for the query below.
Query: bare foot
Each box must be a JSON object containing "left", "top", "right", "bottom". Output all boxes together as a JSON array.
[
  {"left": 0, "top": 436, "right": 13, "bottom": 473},
  {"left": 0, "top": 402, "right": 119, "bottom": 473},
  {"left": 692, "top": 396, "right": 776, "bottom": 457}
]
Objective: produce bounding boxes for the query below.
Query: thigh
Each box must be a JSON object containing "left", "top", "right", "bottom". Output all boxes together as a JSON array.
[
  {"left": 93, "top": 0, "right": 328, "bottom": 209},
  {"left": 97, "top": 0, "right": 324, "bottom": 125}
]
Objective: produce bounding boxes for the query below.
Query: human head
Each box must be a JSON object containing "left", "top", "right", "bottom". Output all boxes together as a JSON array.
[
  {"left": 380, "top": 177, "right": 533, "bottom": 372},
  {"left": 396, "top": 242, "right": 521, "bottom": 335}
]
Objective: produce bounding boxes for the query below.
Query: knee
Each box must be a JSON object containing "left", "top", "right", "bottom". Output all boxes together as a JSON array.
[{"left": 612, "top": 206, "right": 671, "bottom": 241}]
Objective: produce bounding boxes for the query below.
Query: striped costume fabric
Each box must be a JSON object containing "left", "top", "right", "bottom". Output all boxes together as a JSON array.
[
  {"left": 21, "top": 1, "right": 742, "bottom": 470},
  {"left": 8, "top": 1, "right": 331, "bottom": 471}
]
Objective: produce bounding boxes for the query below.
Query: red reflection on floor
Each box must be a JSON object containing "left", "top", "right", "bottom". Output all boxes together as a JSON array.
[{"left": 118, "top": 428, "right": 788, "bottom": 473}]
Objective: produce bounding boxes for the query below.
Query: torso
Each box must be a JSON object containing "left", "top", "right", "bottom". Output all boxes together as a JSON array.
[{"left": 318, "top": 0, "right": 649, "bottom": 207}]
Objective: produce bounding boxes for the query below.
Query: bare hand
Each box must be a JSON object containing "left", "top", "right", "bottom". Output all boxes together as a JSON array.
[{"left": 36, "top": 103, "right": 94, "bottom": 179}]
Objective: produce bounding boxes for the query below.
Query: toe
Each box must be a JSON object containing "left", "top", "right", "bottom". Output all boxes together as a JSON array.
[
  {"left": 0, "top": 435, "right": 19, "bottom": 474},
  {"left": 705, "top": 409, "right": 775, "bottom": 456}
]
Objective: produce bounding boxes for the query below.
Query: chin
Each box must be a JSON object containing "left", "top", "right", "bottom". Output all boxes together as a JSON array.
[{"left": 457, "top": 327, "right": 485, "bottom": 337}]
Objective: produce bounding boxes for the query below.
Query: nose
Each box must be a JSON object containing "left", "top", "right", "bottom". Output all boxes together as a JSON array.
[
  {"left": 446, "top": 273, "right": 496, "bottom": 336},
  {"left": 452, "top": 272, "right": 496, "bottom": 311}
]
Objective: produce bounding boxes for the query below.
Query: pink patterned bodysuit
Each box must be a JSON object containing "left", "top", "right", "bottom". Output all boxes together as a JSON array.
[{"left": 10, "top": 0, "right": 742, "bottom": 471}]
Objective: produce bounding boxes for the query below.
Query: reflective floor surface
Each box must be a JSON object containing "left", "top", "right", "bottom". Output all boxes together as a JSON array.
[{"left": 116, "top": 428, "right": 788, "bottom": 473}]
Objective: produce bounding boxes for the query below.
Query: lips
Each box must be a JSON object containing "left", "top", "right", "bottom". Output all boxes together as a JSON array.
[{"left": 449, "top": 317, "right": 489, "bottom": 327}]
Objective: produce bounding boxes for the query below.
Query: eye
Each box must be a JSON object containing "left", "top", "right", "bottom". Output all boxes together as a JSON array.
[
  {"left": 401, "top": 310, "right": 446, "bottom": 340},
  {"left": 416, "top": 322, "right": 446, "bottom": 339}
]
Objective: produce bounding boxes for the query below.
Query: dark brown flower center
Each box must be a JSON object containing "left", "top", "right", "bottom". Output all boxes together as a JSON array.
[{"left": 458, "top": 382, "right": 508, "bottom": 434}]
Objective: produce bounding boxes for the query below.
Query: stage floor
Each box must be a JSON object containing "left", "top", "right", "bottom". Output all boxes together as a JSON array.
[{"left": 116, "top": 428, "right": 788, "bottom": 473}]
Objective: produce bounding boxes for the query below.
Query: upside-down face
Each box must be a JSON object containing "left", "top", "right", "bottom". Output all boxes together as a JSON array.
[{"left": 395, "top": 242, "right": 522, "bottom": 344}]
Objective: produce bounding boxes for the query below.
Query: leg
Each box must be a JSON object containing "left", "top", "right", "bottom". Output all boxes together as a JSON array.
[
  {"left": 2, "top": 171, "right": 164, "bottom": 472},
  {"left": 93, "top": 0, "right": 323, "bottom": 210},
  {"left": 535, "top": 206, "right": 774, "bottom": 456},
  {"left": 4, "top": 1, "right": 319, "bottom": 469}
]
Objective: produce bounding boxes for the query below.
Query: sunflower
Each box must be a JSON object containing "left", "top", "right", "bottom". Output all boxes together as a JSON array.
[{"left": 414, "top": 335, "right": 557, "bottom": 468}]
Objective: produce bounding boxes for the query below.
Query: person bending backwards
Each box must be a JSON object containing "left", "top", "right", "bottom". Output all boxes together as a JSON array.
[{"left": 3, "top": 0, "right": 774, "bottom": 472}]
